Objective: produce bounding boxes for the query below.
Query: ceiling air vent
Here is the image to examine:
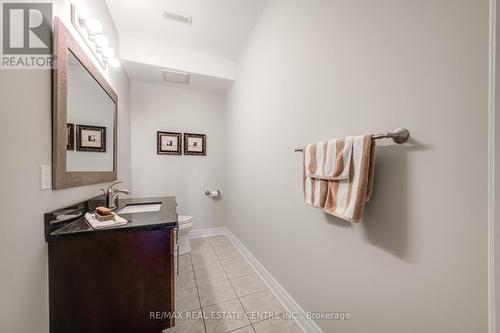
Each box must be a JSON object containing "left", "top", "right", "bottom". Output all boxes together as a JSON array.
[
  {"left": 162, "top": 69, "right": 190, "bottom": 85},
  {"left": 162, "top": 10, "right": 192, "bottom": 25}
]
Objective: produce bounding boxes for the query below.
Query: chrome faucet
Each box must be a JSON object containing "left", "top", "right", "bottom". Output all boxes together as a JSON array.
[{"left": 101, "top": 181, "right": 131, "bottom": 210}]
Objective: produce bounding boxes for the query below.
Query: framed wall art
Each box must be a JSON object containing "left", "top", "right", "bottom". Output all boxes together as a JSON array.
[
  {"left": 157, "top": 131, "right": 182, "bottom": 155},
  {"left": 184, "top": 133, "right": 206, "bottom": 156},
  {"left": 76, "top": 125, "right": 106, "bottom": 152}
]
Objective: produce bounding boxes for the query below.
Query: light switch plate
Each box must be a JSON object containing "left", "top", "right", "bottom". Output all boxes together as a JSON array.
[{"left": 40, "top": 165, "right": 51, "bottom": 190}]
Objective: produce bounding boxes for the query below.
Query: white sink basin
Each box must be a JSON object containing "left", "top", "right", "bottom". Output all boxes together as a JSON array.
[{"left": 117, "top": 203, "right": 162, "bottom": 214}]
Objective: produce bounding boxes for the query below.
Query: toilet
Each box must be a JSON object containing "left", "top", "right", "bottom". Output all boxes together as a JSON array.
[{"left": 176, "top": 215, "right": 193, "bottom": 255}]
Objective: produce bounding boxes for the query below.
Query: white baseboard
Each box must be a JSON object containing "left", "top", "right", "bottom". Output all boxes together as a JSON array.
[
  {"left": 190, "top": 226, "right": 324, "bottom": 333},
  {"left": 189, "top": 227, "right": 227, "bottom": 239}
]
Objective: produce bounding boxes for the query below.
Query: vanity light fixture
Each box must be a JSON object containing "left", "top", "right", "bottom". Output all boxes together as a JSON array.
[
  {"left": 94, "top": 34, "right": 110, "bottom": 49},
  {"left": 101, "top": 45, "right": 119, "bottom": 68},
  {"left": 82, "top": 17, "right": 103, "bottom": 36},
  {"left": 107, "top": 57, "right": 120, "bottom": 68},
  {"left": 71, "top": 4, "right": 120, "bottom": 70},
  {"left": 101, "top": 46, "right": 115, "bottom": 58}
]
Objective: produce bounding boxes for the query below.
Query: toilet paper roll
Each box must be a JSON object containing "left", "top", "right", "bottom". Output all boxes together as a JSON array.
[{"left": 205, "top": 190, "right": 221, "bottom": 198}]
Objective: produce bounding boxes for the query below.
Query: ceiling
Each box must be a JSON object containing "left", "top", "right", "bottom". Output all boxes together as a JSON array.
[
  {"left": 105, "top": 0, "right": 269, "bottom": 61},
  {"left": 123, "top": 60, "right": 233, "bottom": 94}
]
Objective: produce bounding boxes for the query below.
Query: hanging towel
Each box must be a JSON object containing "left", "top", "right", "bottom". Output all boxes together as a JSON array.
[
  {"left": 303, "top": 134, "right": 375, "bottom": 223},
  {"left": 304, "top": 137, "right": 353, "bottom": 180}
]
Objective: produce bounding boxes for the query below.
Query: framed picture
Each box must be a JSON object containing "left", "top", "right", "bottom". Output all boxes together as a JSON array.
[
  {"left": 66, "top": 123, "right": 74, "bottom": 150},
  {"left": 157, "top": 131, "right": 182, "bottom": 155},
  {"left": 76, "top": 125, "right": 106, "bottom": 152},
  {"left": 184, "top": 133, "right": 206, "bottom": 156}
]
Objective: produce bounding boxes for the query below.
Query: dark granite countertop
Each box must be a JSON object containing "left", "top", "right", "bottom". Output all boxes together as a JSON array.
[{"left": 44, "top": 195, "right": 178, "bottom": 241}]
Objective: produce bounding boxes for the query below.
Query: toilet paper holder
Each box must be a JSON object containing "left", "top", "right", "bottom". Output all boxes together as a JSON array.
[{"left": 205, "top": 190, "right": 222, "bottom": 199}]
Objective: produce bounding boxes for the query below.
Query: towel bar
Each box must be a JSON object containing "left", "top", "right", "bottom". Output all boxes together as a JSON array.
[{"left": 293, "top": 128, "right": 410, "bottom": 152}]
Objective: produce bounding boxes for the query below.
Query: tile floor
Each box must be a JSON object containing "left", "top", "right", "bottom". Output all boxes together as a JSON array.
[{"left": 165, "top": 235, "right": 302, "bottom": 333}]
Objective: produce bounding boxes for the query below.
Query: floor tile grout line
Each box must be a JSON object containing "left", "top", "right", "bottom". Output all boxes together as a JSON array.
[
  {"left": 198, "top": 237, "right": 279, "bottom": 332},
  {"left": 195, "top": 236, "right": 299, "bottom": 333},
  {"left": 196, "top": 270, "right": 255, "bottom": 288},
  {"left": 194, "top": 252, "right": 256, "bottom": 283},
  {"left": 204, "top": 236, "right": 249, "bottom": 331},
  {"left": 175, "top": 287, "right": 202, "bottom": 313},
  {"left": 191, "top": 243, "right": 223, "bottom": 272},
  {"left": 175, "top": 257, "right": 196, "bottom": 292},
  {"left": 210, "top": 236, "right": 257, "bottom": 333},
  {"left": 212, "top": 237, "right": 266, "bottom": 284},
  {"left": 195, "top": 237, "right": 242, "bottom": 330},
  {"left": 226, "top": 324, "right": 255, "bottom": 333},
  {"left": 210, "top": 236, "right": 293, "bottom": 332},
  {"left": 188, "top": 251, "right": 209, "bottom": 333},
  {"left": 199, "top": 288, "right": 272, "bottom": 310}
]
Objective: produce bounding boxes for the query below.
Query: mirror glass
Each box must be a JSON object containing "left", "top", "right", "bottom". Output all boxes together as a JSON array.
[{"left": 66, "top": 51, "right": 114, "bottom": 172}]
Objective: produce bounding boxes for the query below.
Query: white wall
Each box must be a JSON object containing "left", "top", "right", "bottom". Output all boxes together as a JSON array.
[
  {"left": 131, "top": 81, "right": 225, "bottom": 230},
  {"left": 0, "top": 0, "right": 131, "bottom": 332},
  {"left": 225, "top": 0, "right": 489, "bottom": 332},
  {"left": 120, "top": 36, "right": 236, "bottom": 81}
]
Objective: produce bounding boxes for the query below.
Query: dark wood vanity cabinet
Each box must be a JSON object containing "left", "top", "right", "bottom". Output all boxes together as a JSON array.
[{"left": 48, "top": 227, "right": 175, "bottom": 333}]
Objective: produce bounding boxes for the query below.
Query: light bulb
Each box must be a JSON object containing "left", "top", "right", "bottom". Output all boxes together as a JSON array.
[
  {"left": 94, "top": 34, "right": 109, "bottom": 48},
  {"left": 84, "top": 17, "right": 102, "bottom": 34},
  {"left": 107, "top": 57, "right": 120, "bottom": 68},
  {"left": 102, "top": 46, "right": 115, "bottom": 58}
]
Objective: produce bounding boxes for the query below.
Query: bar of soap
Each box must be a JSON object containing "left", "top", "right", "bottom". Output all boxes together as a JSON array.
[
  {"left": 95, "top": 213, "right": 115, "bottom": 222},
  {"left": 96, "top": 207, "right": 112, "bottom": 216}
]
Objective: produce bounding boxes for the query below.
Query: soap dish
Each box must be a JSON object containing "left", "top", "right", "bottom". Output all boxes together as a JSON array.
[{"left": 95, "top": 212, "right": 115, "bottom": 222}]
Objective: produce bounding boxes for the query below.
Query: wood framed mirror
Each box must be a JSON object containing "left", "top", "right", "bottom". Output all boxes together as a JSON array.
[{"left": 52, "top": 17, "right": 117, "bottom": 189}]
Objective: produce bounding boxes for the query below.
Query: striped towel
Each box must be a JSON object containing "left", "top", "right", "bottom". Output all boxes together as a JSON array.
[
  {"left": 303, "top": 135, "right": 375, "bottom": 223},
  {"left": 304, "top": 137, "right": 353, "bottom": 180}
]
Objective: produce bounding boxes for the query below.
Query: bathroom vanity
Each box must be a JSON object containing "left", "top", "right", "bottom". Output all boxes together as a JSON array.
[
  {"left": 46, "top": 18, "right": 179, "bottom": 333},
  {"left": 44, "top": 196, "right": 178, "bottom": 333}
]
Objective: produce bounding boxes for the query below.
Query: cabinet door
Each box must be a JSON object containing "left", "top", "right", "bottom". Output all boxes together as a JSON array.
[{"left": 49, "top": 228, "right": 174, "bottom": 333}]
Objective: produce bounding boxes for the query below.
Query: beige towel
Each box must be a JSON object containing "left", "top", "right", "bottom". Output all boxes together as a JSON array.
[
  {"left": 304, "top": 137, "right": 353, "bottom": 180},
  {"left": 303, "top": 135, "right": 375, "bottom": 223}
]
